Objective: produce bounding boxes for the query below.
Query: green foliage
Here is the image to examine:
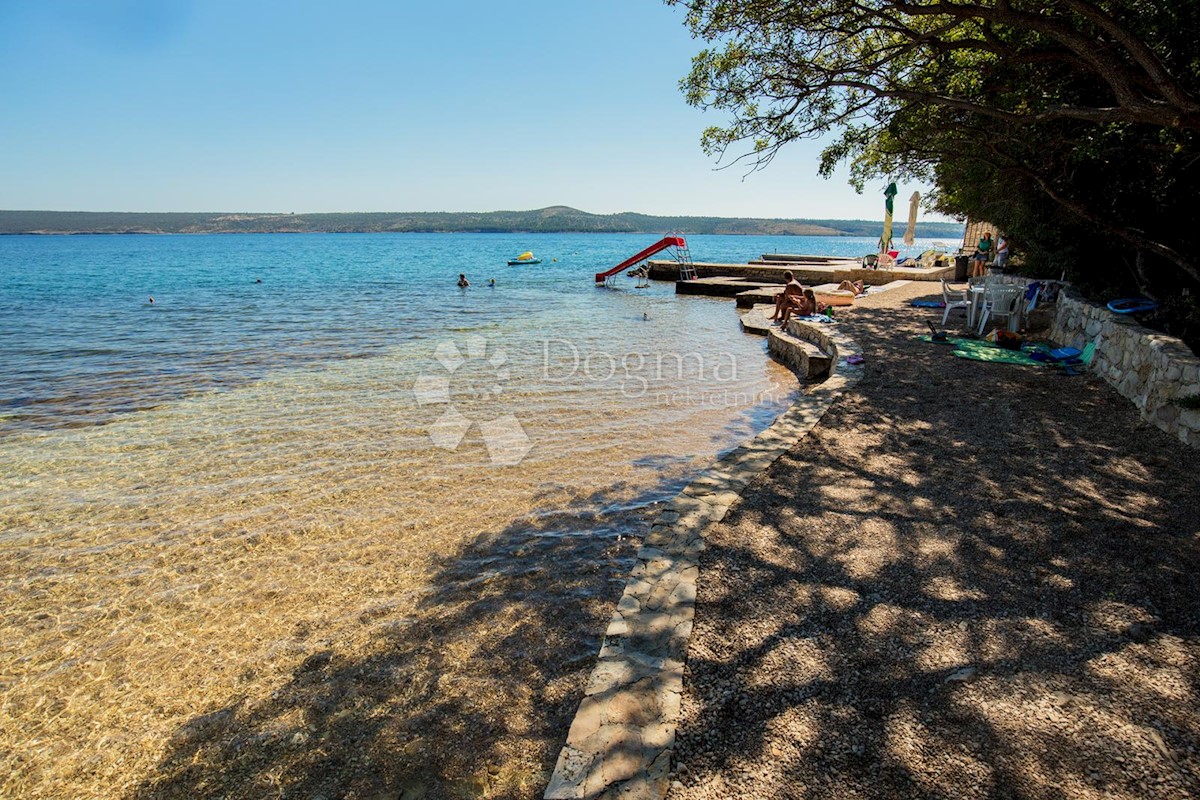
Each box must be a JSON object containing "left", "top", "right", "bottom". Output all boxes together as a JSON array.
[{"left": 670, "top": 0, "right": 1200, "bottom": 348}]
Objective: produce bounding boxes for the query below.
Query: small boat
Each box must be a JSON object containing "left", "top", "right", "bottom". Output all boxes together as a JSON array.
[{"left": 507, "top": 251, "right": 541, "bottom": 266}]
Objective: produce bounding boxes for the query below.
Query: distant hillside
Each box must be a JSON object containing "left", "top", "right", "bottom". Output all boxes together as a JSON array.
[{"left": 0, "top": 207, "right": 965, "bottom": 238}]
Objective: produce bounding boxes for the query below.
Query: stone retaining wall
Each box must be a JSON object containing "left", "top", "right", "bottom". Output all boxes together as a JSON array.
[
  {"left": 1051, "top": 291, "right": 1200, "bottom": 447},
  {"left": 544, "top": 322, "right": 863, "bottom": 800},
  {"left": 771, "top": 317, "right": 841, "bottom": 374}
]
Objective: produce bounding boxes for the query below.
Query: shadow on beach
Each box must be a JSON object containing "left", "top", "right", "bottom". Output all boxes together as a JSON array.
[
  {"left": 668, "top": 293, "right": 1200, "bottom": 798},
  {"left": 129, "top": 479, "right": 678, "bottom": 800}
]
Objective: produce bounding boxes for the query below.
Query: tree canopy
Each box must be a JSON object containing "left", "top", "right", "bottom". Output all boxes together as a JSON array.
[{"left": 672, "top": 0, "right": 1200, "bottom": 342}]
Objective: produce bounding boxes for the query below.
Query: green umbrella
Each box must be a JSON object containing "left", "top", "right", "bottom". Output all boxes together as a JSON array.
[{"left": 879, "top": 182, "right": 897, "bottom": 253}]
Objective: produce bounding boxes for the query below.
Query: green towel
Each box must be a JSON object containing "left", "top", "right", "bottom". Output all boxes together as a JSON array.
[
  {"left": 918, "top": 334, "right": 976, "bottom": 346},
  {"left": 951, "top": 347, "right": 1044, "bottom": 366}
]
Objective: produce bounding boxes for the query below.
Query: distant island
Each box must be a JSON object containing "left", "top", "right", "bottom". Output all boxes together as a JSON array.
[{"left": 0, "top": 206, "right": 965, "bottom": 238}]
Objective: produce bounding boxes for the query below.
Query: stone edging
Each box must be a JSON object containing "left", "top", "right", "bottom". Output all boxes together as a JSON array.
[
  {"left": 544, "top": 320, "right": 864, "bottom": 800},
  {"left": 1051, "top": 291, "right": 1200, "bottom": 447}
]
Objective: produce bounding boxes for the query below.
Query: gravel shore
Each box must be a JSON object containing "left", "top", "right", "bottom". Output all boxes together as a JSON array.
[{"left": 668, "top": 282, "right": 1200, "bottom": 800}]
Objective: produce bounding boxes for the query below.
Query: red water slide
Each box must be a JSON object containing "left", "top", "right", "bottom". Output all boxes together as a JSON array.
[{"left": 594, "top": 236, "right": 686, "bottom": 284}]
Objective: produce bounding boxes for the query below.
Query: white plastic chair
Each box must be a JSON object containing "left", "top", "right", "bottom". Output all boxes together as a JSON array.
[
  {"left": 977, "top": 285, "right": 1024, "bottom": 334},
  {"left": 941, "top": 278, "right": 970, "bottom": 326}
]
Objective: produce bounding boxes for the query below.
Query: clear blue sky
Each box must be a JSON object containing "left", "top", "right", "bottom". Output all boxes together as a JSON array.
[{"left": 0, "top": 0, "right": 941, "bottom": 220}]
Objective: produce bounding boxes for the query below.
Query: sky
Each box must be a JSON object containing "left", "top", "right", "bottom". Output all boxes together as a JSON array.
[{"left": 0, "top": 0, "right": 943, "bottom": 220}]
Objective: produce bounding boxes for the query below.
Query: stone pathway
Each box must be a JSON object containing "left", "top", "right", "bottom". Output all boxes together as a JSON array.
[{"left": 544, "top": 320, "right": 863, "bottom": 800}]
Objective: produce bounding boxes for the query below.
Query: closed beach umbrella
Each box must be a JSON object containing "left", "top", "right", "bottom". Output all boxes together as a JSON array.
[
  {"left": 903, "top": 191, "right": 920, "bottom": 246},
  {"left": 879, "top": 182, "right": 897, "bottom": 253}
]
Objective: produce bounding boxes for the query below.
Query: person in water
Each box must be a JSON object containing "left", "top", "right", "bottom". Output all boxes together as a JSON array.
[
  {"left": 457, "top": 274, "right": 470, "bottom": 287},
  {"left": 488, "top": 278, "right": 496, "bottom": 287},
  {"left": 769, "top": 271, "right": 806, "bottom": 321}
]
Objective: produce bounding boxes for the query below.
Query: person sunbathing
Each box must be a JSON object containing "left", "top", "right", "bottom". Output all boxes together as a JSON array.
[
  {"left": 837, "top": 279, "right": 865, "bottom": 295},
  {"left": 769, "top": 271, "right": 806, "bottom": 321},
  {"left": 778, "top": 290, "right": 817, "bottom": 324}
]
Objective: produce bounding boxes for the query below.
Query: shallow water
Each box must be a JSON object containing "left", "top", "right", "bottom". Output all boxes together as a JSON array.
[{"left": 0, "top": 232, "right": 941, "bottom": 794}]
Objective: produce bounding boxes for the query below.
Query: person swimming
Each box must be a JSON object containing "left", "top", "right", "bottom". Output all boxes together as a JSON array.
[
  {"left": 457, "top": 274, "right": 470, "bottom": 287},
  {"left": 488, "top": 278, "right": 496, "bottom": 287}
]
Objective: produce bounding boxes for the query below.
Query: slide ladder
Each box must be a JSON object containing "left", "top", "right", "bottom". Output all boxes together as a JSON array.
[
  {"left": 673, "top": 234, "right": 696, "bottom": 280},
  {"left": 594, "top": 235, "right": 688, "bottom": 285}
]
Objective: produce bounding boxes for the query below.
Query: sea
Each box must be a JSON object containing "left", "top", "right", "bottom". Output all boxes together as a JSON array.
[{"left": 0, "top": 232, "right": 946, "bottom": 793}]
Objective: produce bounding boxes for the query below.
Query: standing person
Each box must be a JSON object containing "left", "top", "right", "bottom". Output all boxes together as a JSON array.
[
  {"left": 994, "top": 235, "right": 1010, "bottom": 271},
  {"left": 457, "top": 273, "right": 470, "bottom": 287},
  {"left": 769, "top": 271, "right": 806, "bottom": 321},
  {"left": 971, "top": 232, "right": 994, "bottom": 277}
]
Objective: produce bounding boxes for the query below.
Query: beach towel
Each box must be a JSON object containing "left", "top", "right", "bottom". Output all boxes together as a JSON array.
[
  {"left": 922, "top": 334, "right": 1047, "bottom": 367},
  {"left": 951, "top": 346, "right": 1044, "bottom": 366},
  {"left": 918, "top": 335, "right": 975, "bottom": 346},
  {"left": 911, "top": 300, "right": 946, "bottom": 308}
]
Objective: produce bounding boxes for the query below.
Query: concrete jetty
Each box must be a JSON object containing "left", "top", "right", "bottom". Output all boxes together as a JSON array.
[
  {"left": 673, "top": 276, "right": 780, "bottom": 298},
  {"left": 756, "top": 253, "right": 860, "bottom": 264},
  {"left": 734, "top": 279, "right": 914, "bottom": 309},
  {"left": 646, "top": 257, "right": 954, "bottom": 298}
]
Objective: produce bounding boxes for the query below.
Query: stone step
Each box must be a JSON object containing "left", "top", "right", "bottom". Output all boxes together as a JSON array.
[
  {"left": 735, "top": 286, "right": 784, "bottom": 308},
  {"left": 676, "top": 276, "right": 779, "bottom": 298},
  {"left": 740, "top": 305, "right": 833, "bottom": 378}
]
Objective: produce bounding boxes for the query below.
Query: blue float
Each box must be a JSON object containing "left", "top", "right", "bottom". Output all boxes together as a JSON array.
[{"left": 1107, "top": 297, "right": 1158, "bottom": 314}]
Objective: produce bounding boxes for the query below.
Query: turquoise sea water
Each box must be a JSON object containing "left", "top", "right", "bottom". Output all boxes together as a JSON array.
[
  {"left": 0, "top": 232, "right": 941, "bottom": 432},
  {"left": 0, "top": 231, "right": 949, "bottom": 792},
  {"left": 0, "top": 231, "right": 954, "bottom": 557}
]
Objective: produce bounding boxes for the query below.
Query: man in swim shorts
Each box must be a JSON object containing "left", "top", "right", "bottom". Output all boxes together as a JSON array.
[{"left": 769, "top": 271, "right": 806, "bottom": 321}]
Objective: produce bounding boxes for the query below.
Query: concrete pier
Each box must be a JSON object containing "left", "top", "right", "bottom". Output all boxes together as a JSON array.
[
  {"left": 673, "top": 276, "right": 780, "bottom": 298},
  {"left": 756, "top": 253, "right": 860, "bottom": 264},
  {"left": 648, "top": 259, "right": 953, "bottom": 298}
]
